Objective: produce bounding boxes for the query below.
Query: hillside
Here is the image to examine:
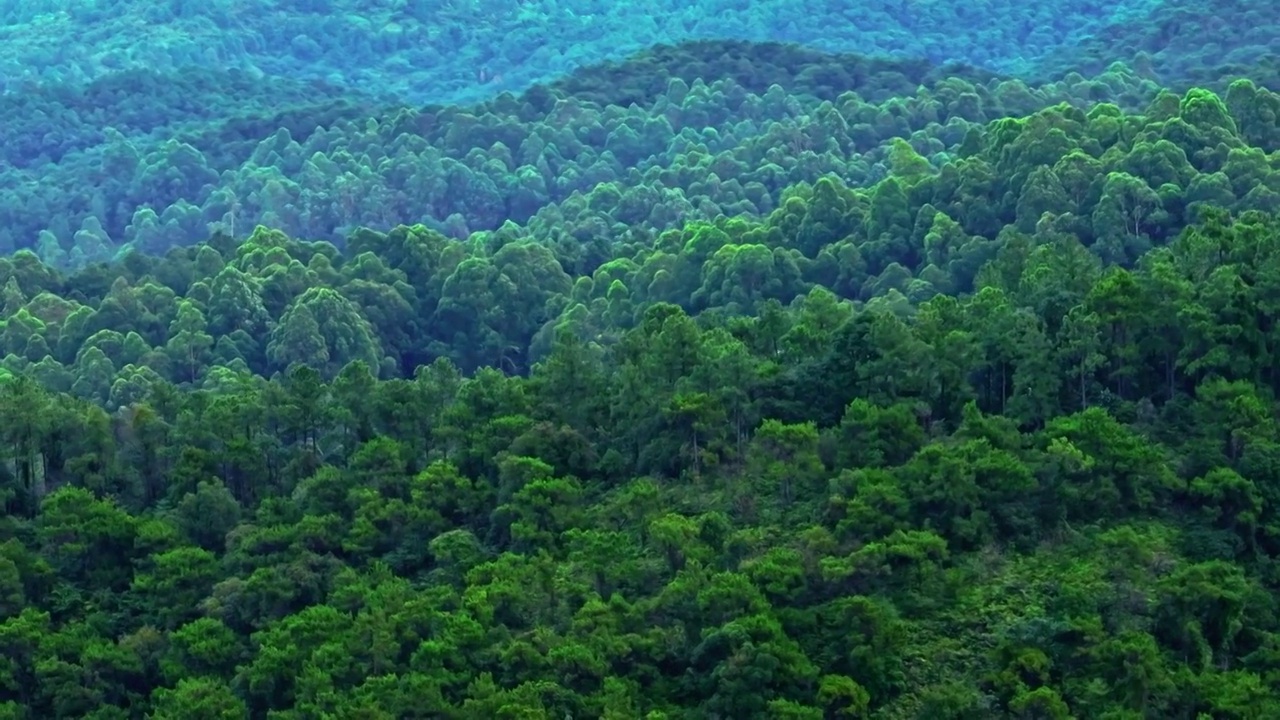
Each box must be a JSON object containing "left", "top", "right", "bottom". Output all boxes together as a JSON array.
[
  {"left": 1031, "top": 0, "right": 1280, "bottom": 89},
  {"left": 1, "top": 0, "right": 1162, "bottom": 103},
  {"left": 1, "top": 1, "right": 1279, "bottom": 718}
]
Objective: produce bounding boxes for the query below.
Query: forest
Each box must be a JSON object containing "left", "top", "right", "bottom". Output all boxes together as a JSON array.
[
  {"left": 1, "top": 0, "right": 1280, "bottom": 717},
  {"left": 1, "top": 87, "right": 1280, "bottom": 718}
]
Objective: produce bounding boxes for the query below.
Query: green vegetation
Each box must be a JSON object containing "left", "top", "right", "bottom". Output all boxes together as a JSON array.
[
  {"left": 1, "top": 72, "right": 1280, "bottom": 716},
  {"left": 0, "top": 0, "right": 1171, "bottom": 104}
]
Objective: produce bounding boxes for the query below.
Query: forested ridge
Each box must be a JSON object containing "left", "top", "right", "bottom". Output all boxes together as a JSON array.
[{"left": 1, "top": 51, "right": 1280, "bottom": 717}]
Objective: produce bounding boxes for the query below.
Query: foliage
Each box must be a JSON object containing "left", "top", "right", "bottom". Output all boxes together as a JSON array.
[
  {"left": 2, "top": 5, "right": 1280, "bottom": 717},
  {"left": 1, "top": 194, "right": 1280, "bottom": 716}
]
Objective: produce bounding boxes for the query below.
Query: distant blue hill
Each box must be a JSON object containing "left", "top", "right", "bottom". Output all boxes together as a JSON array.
[{"left": 0, "top": 0, "right": 1163, "bottom": 106}]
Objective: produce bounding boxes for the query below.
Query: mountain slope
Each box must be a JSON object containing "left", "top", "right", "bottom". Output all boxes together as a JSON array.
[{"left": 1, "top": 0, "right": 1162, "bottom": 105}]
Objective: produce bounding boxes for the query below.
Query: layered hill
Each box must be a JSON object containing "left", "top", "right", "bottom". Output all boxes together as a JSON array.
[
  {"left": 0, "top": 33, "right": 1236, "bottom": 269},
  {"left": 2, "top": 0, "right": 1163, "bottom": 105},
  {"left": 1, "top": 0, "right": 1272, "bottom": 270},
  {"left": 1031, "top": 0, "right": 1280, "bottom": 89},
  {"left": 1, "top": 2, "right": 1280, "bottom": 719}
]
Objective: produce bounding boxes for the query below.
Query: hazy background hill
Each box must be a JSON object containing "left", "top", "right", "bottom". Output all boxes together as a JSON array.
[
  {"left": 0, "top": 0, "right": 1273, "bottom": 269},
  {"left": 2, "top": 0, "right": 1166, "bottom": 105}
]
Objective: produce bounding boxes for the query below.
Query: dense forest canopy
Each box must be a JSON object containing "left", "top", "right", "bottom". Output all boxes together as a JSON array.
[{"left": 1, "top": 0, "right": 1279, "bottom": 717}]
